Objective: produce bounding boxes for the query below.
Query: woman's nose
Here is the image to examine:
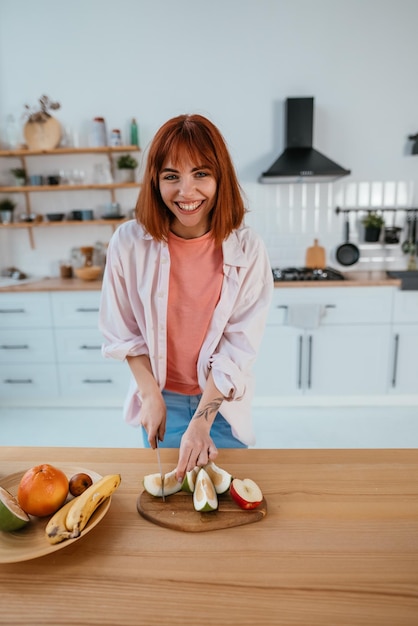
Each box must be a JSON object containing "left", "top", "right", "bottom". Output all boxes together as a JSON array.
[{"left": 178, "top": 176, "right": 196, "bottom": 196}]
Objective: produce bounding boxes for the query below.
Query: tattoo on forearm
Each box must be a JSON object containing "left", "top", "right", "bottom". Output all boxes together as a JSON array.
[{"left": 193, "top": 397, "right": 223, "bottom": 422}]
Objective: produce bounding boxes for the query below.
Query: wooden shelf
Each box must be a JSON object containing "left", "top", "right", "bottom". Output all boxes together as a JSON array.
[
  {"left": 0, "top": 218, "right": 129, "bottom": 230},
  {"left": 0, "top": 182, "right": 141, "bottom": 193},
  {"left": 0, "top": 145, "right": 140, "bottom": 157}
]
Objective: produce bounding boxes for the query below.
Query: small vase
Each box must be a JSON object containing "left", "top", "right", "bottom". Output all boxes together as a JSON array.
[{"left": 23, "top": 116, "right": 61, "bottom": 150}]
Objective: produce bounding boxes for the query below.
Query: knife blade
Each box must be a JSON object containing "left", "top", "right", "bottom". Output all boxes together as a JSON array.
[{"left": 155, "top": 437, "right": 165, "bottom": 502}]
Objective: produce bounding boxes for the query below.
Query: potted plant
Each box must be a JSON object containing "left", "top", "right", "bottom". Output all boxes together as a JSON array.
[
  {"left": 0, "top": 197, "right": 16, "bottom": 224},
  {"left": 22, "top": 94, "right": 62, "bottom": 151},
  {"left": 116, "top": 153, "right": 138, "bottom": 183},
  {"left": 362, "top": 212, "right": 385, "bottom": 242},
  {"left": 10, "top": 167, "right": 27, "bottom": 186}
]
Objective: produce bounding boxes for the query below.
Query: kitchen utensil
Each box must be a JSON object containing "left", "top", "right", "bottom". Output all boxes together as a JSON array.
[
  {"left": 335, "top": 213, "right": 360, "bottom": 266},
  {"left": 305, "top": 238, "right": 326, "bottom": 269},
  {"left": 137, "top": 490, "right": 267, "bottom": 532},
  {"left": 0, "top": 466, "right": 110, "bottom": 563},
  {"left": 155, "top": 438, "right": 165, "bottom": 501}
]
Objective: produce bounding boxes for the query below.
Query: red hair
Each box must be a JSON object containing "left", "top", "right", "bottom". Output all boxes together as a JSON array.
[{"left": 135, "top": 114, "right": 246, "bottom": 245}]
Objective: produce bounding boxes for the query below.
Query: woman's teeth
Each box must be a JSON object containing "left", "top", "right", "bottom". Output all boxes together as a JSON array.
[{"left": 178, "top": 201, "right": 201, "bottom": 211}]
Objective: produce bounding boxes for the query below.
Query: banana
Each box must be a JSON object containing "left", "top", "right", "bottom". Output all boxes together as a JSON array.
[
  {"left": 45, "top": 498, "right": 78, "bottom": 544},
  {"left": 64, "top": 474, "right": 121, "bottom": 538}
]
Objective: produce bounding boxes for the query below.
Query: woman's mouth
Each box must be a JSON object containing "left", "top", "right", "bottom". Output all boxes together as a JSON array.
[{"left": 177, "top": 201, "right": 203, "bottom": 212}]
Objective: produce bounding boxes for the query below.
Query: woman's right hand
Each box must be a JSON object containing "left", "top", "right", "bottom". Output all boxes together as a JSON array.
[{"left": 140, "top": 389, "right": 167, "bottom": 448}]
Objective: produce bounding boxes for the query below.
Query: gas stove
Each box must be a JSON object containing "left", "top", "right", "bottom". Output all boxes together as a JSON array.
[{"left": 272, "top": 267, "right": 345, "bottom": 282}]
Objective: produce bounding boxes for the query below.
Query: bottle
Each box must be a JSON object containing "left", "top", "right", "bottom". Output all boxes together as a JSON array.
[
  {"left": 130, "top": 118, "right": 139, "bottom": 147},
  {"left": 90, "top": 117, "right": 107, "bottom": 147},
  {"left": 110, "top": 129, "right": 122, "bottom": 146}
]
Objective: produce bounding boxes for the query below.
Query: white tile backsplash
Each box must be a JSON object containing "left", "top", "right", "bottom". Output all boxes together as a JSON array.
[{"left": 243, "top": 179, "right": 416, "bottom": 272}]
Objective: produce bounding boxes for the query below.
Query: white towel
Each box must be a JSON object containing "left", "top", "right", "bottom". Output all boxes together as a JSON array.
[{"left": 286, "top": 303, "right": 325, "bottom": 329}]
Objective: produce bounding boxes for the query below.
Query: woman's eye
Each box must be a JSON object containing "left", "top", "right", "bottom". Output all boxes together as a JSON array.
[
  {"left": 162, "top": 174, "right": 178, "bottom": 181},
  {"left": 195, "top": 171, "right": 208, "bottom": 178}
]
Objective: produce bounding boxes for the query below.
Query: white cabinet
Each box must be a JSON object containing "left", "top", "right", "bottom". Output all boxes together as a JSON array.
[
  {"left": 0, "top": 290, "right": 128, "bottom": 402},
  {"left": 51, "top": 292, "right": 128, "bottom": 398},
  {"left": 389, "top": 291, "right": 418, "bottom": 394},
  {"left": 254, "top": 287, "right": 393, "bottom": 398},
  {"left": 0, "top": 293, "right": 59, "bottom": 397}
]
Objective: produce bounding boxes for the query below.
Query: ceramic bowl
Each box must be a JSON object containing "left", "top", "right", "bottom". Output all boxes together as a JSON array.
[{"left": 46, "top": 213, "right": 65, "bottom": 222}]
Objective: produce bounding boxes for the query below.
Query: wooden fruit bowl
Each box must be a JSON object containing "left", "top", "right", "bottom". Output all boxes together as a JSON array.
[{"left": 74, "top": 266, "right": 102, "bottom": 281}]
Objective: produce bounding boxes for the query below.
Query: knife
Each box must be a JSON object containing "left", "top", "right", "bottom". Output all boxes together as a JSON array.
[{"left": 155, "top": 437, "right": 165, "bottom": 502}]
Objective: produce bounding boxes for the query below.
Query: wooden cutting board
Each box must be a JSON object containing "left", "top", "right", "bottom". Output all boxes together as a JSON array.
[
  {"left": 305, "top": 238, "right": 326, "bottom": 269},
  {"left": 137, "top": 490, "right": 267, "bottom": 532}
]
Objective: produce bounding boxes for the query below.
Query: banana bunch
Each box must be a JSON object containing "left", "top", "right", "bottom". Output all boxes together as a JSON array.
[{"left": 45, "top": 474, "right": 121, "bottom": 544}]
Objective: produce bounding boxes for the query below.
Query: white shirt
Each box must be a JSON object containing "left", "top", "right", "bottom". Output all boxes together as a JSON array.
[{"left": 99, "top": 220, "right": 273, "bottom": 445}]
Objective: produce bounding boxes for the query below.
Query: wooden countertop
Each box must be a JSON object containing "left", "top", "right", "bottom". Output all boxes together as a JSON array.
[
  {"left": 0, "top": 271, "right": 402, "bottom": 292},
  {"left": 1, "top": 447, "right": 417, "bottom": 626}
]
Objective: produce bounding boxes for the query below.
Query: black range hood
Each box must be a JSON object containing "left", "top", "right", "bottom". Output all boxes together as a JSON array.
[{"left": 259, "top": 97, "right": 351, "bottom": 184}]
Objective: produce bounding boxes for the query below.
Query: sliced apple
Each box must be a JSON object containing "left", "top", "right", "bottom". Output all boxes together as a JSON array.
[
  {"left": 193, "top": 468, "right": 218, "bottom": 512},
  {"left": 143, "top": 469, "right": 182, "bottom": 497},
  {"left": 229, "top": 478, "right": 263, "bottom": 510},
  {"left": 203, "top": 461, "right": 233, "bottom": 494}
]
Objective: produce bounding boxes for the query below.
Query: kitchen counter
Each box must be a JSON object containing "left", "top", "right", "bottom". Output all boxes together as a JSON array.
[
  {"left": 0, "top": 447, "right": 417, "bottom": 626},
  {"left": 0, "top": 271, "right": 402, "bottom": 292}
]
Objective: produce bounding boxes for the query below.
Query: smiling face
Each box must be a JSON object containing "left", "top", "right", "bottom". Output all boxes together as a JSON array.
[{"left": 158, "top": 156, "right": 217, "bottom": 239}]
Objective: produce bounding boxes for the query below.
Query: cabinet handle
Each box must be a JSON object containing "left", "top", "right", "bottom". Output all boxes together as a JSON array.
[
  {"left": 82, "top": 378, "right": 113, "bottom": 384},
  {"left": 391, "top": 334, "right": 399, "bottom": 387},
  {"left": 325, "top": 304, "right": 336, "bottom": 309},
  {"left": 276, "top": 305, "right": 288, "bottom": 310},
  {"left": 0, "top": 344, "right": 29, "bottom": 350},
  {"left": 0, "top": 308, "right": 26, "bottom": 313},
  {"left": 76, "top": 307, "right": 99, "bottom": 313},
  {"left": 80, "top": 345, "right": 101, "bottom": 350},
  {"left": 4, "top": 378, "right": 33, "bottom": 384},
  {"left": 307, "top": 335, "right": 313, "bottom": 388},
  {"left": 297, "top": 335, "right": 303, "bottom": 388}
]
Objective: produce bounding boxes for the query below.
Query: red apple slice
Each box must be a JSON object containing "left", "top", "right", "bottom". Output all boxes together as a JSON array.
[{"left": 229, "top": 478, "right": 263, "bottom": 510}]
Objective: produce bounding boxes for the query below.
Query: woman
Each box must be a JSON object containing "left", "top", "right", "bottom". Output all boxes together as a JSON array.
[{"left": 99, "top": 113, "right": 273, "bottom": 482}]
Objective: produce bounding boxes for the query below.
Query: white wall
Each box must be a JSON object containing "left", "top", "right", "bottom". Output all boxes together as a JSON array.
[{"left": 1, "top": 0, "right": 417, "bottom": 275}]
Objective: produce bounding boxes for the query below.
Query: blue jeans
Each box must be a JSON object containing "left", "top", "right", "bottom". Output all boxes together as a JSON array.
[{"left": 141, "top": 389, "right": 247, "bottom": 449}]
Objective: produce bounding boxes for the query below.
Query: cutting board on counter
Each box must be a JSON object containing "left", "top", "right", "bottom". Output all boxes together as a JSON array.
[
  {"left": 137, "top": 490, "right": 267, "bottom": 532},
  {"left": 305, "top": 238, "right": 326, "bottom": 269}
]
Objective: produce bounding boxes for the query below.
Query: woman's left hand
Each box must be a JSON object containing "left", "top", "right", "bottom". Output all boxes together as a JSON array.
[{"left": 175, "top": 421, "right": 218, "bottom": 483}]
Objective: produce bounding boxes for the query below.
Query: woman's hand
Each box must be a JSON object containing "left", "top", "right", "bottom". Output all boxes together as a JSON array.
[
  {"left": 140, "top": 389, "right": 167, "bottom": 448},
  {"left": 175, "top": 417, "right": 218, "bottom": 482},
  {"left": 126, "top": 354, "right": 166, "bottom": 448}
]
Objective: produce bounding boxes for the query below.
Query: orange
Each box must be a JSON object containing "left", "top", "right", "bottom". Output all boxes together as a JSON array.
[{"left": 17, "top": 464, "right": 69, "bottom": 517}]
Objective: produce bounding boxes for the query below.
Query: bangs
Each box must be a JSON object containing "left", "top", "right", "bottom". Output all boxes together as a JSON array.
[{"left": 159, "top": 123, "right": 219, "bottom": 176}]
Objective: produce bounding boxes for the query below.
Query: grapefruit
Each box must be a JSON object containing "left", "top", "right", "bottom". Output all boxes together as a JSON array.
[
  {"left": 17, "top": 464, "right": 69, "bottom": 517},
  {"left": 0, "top": 486, "right": 30, "bottom": 532}
]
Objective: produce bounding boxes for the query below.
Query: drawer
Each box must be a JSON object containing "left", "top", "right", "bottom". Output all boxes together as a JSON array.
[
  {"left": 57, "top": 363, "right": 128, "bottom": 397},
  {"left": 54, "top": 328, "right": 104, "bottom": 363},
  {"left": 51, "top": 291, "right": 101, "bottom": 328},
  {"left": 0, "top": 293, "right": 52, "bottom": 328},
  {"left": 268, "top": 287, "right": 394, "bottom": 325},
  {"left": 0, "top": 329, "right": 55, "bottom": 363},
  {"left": 0, "top": 364, "right": 59, "bottom": 397}
]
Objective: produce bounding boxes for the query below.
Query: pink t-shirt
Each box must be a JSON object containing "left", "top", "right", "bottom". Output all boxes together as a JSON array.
[{"left": 165, "top": 231, "right": 223, "bottom": 394}]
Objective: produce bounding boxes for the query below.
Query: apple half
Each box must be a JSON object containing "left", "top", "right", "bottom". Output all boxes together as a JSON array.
[{"left": 229, "top": 478, "right": 263, "bottom": 510}]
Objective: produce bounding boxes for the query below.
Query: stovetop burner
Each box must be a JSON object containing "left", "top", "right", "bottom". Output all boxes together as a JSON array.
[{"left": 272, "top": 266, "right": 345, "bottom": 282}]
